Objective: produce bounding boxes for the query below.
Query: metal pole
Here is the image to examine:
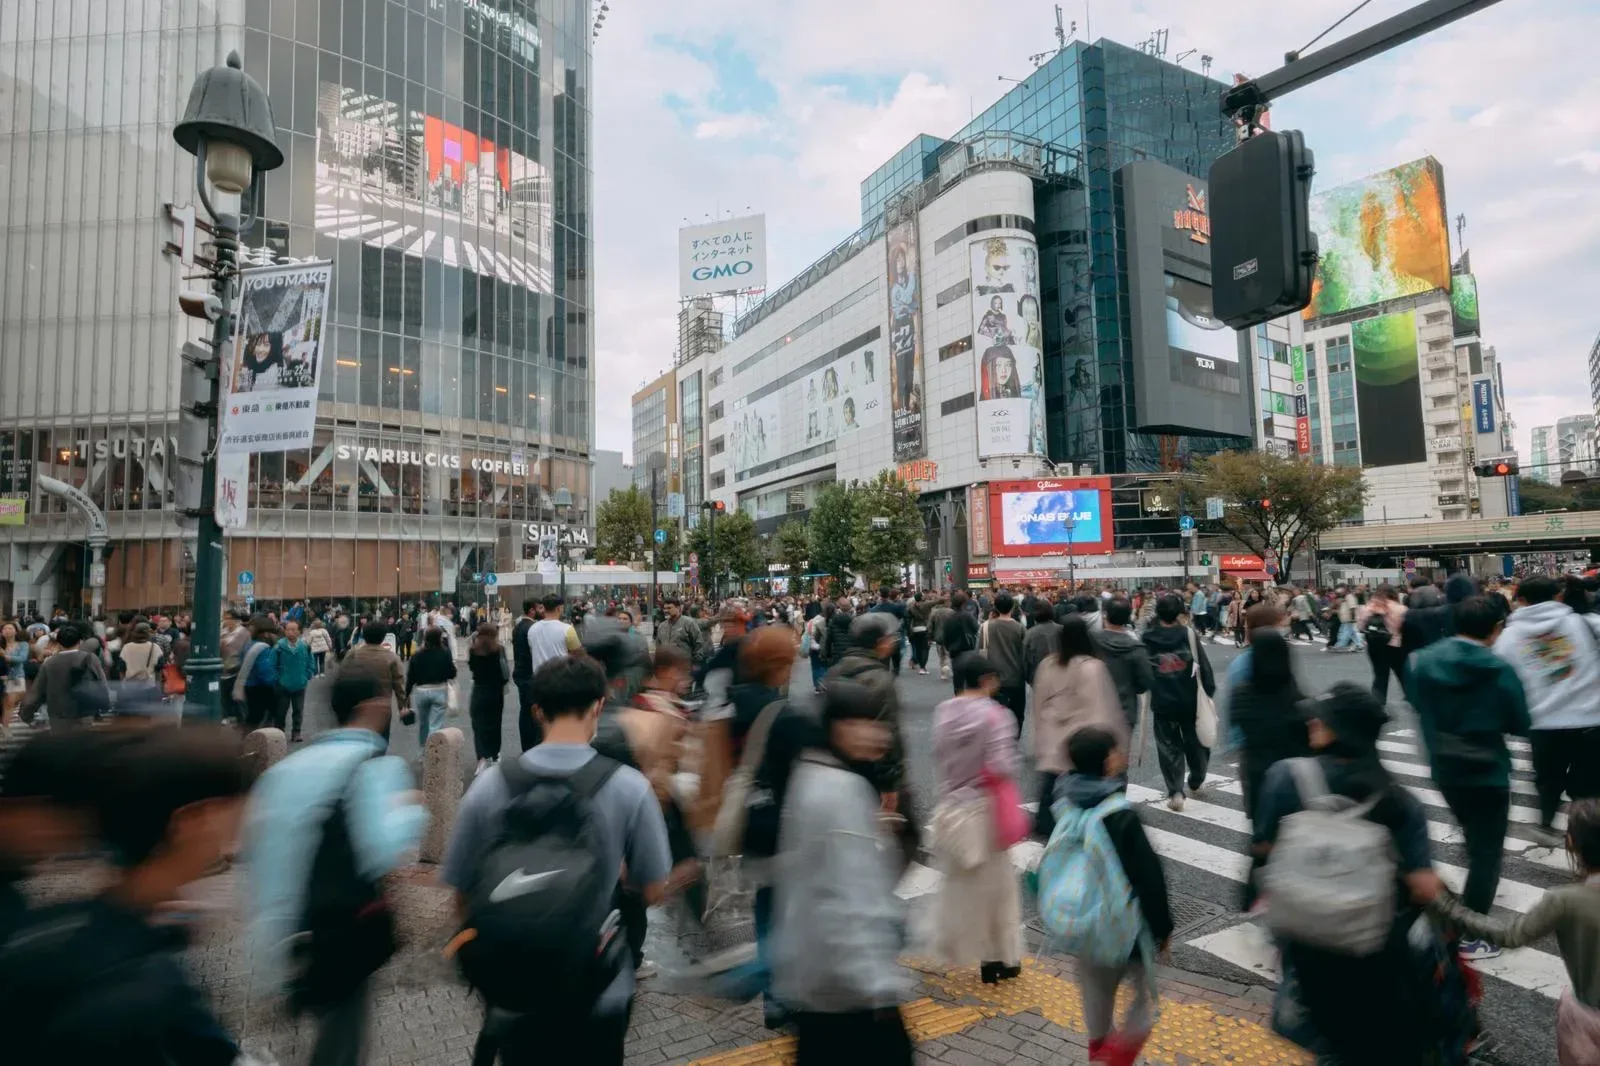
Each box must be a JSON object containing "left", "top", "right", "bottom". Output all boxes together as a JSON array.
[
  {"left": 707, "top": 505, "right": 717, "bottom": 603},
  {"left": 650, "top": 464, "right": 659, "bottom": 627},
  {"left": 183, "top": 219, "right": 236, "bottom": 722},
  {"left": 1179, "top": 478, "right": 1191, "bottom": 583}
]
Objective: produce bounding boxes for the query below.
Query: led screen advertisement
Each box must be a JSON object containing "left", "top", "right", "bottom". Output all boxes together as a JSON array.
[
  {"left": 314, "top": 84, "right": 554, "bottom": 294},
  {"left": 988, "top": 477, "right": 1115, "bottom": 557},
  {"left": 885, "top": 217, "right": 926, "bottom": 460},
  {"left": 970, "top": 236, "right": 1047, "bottom": 458},
  {"left": 1351, "top": 310, "right": 1426, "bottom": 468},
  {"left": 1165, "top": 274, "right": 1240, "bottom": 368},
  {"left": 1452, "top": 273, "right": 1481, "bottom": 337},
  {"left": 1305, "top": 156, "right": 1450, "bottom": 319}
]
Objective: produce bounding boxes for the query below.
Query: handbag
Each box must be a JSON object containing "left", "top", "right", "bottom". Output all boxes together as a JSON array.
[
  {"left": 981, "top": 705, "right": 1028, "bottom": 849},
  {"left": 161, "top": 659, "right": 187, "bottom": 697},
  {"left": 446, "top": 680, "right": 461, "bottom": 718},
  {"left": 930, "top": 792, "right": 990, "bottom": 871},
  {"left": 1187, "top": 624, "right": 1218, "bottom": 748}
]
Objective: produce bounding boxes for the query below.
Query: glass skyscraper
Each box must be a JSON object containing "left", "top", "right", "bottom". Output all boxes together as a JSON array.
[
  {"left": 0, "top": 0, "right": 594, "bottom": 615},
  {"left": 858, "top": 39, "right": 1235, "bottom": 474}
]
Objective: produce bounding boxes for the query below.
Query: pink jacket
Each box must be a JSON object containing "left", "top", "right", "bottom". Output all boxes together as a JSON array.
[{"left": 1029, "top": 654, "right": 1125, "bottom": 774}]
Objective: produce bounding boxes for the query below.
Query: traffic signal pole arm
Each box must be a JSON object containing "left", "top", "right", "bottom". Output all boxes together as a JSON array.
[{"left": 1222, "top": 0, "right": 1506, "bottom": 119}]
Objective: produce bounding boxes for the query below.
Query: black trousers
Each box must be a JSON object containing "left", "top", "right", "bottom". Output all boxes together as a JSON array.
[
  {"left": 514, "top": 677, "right": 542, "bottom": 752},
  {"left": 909, "top": 631, "right": 930, "bottom": 670},
  {"left": 1153, "top": 713, "right": 1209, "bottom": 797},
  {"left": 1530, "top": 726, "right": 1600, "bottom": 828},
  {"left": 242, "top": 685, "right": 279, "bottom": 731},
  {"left": 471, "top": 694, "right": 503, "bottom": 761},
  {"left": 794, "top": 1009, "right": 913, "bottom": 1066},
  {"left": 1367, "top": 642, "right": 1405, "bottom": 702},
  {"left": 487, "top": 1004, "right": 631, "bottom": 1066},
  {"left": 310, "top": 977, "right": 369, "bottom": 1066},
  {"left": 996, "top": 684, "right": 1027, "bottom": 737},
  {"left": 1033, "top": 771, "right": 1059, "bottom": 839},
  {"left": 1439, "top": 784, "right": 1510, "bottom": 915}
]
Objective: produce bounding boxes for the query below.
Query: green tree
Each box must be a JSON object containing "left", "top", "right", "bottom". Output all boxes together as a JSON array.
[
  {"left": 1194, "top": 451, "right": 1367, "bottom": 580},
  {"left": 850, "top": 471, "right": 924, "bottom": 588},
  {"left": 1515, "top": 476, "right": 1600, "bottom": 514},
  {"left": 687, "top": 508, "right": 763, "bottom": 593},
  {"left": 808, "top": 482, "right": 857, "bottom": 588},
  {"left": 594, "top": 485, "right": 679, "bottom": 568},
  {"left": 775, "top": 520, "right": 810, "bottom": 585}
]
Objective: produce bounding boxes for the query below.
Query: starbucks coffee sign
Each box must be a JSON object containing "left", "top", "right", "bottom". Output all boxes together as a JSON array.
[{"left": 334, "top": 443, "right": 533, "bottom": 477}]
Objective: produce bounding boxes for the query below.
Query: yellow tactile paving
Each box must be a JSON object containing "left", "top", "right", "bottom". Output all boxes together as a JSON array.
[{"left": 688, "top": 959, "right": 1313, "bottom": 1065}]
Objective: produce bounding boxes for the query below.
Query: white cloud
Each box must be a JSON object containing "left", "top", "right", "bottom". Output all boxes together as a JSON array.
[{"left": 591, "top": 1, "right": 1600, "bottom": 470}]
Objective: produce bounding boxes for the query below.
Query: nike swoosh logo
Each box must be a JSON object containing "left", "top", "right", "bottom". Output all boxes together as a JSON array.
[{"left": 488, "top": 868, "right": 564, "bottom": 903}]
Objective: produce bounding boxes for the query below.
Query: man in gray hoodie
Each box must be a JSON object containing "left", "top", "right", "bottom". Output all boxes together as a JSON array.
[{"left": 1095, "top": 598, "right": 1154, "bottom": 734}]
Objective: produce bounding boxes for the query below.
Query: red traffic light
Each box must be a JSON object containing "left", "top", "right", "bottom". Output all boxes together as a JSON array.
[
  {"left": 1493, "top": 462, "right": 1512, "bottom": 476},
  {"left": 1261, "top": 498, "right": 1273, "bottom": 509},
  {"left": 713, "top": 500, "right": 726, "bottom": 512}
]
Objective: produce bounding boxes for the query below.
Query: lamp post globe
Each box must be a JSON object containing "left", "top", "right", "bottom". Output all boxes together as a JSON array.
[{"left": 170, "top": 51, "right": 281, "bottom": 722}]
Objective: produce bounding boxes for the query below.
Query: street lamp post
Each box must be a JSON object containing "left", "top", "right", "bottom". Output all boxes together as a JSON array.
[
  {"left": 553, "top": 486, "right": 572, "bottom": 602},
  {"left": 1064, "top": 516, "right": 1076, "bottom": 590},
  {"left": 171, "top": 52, "right": 282, "bottom": 721}
]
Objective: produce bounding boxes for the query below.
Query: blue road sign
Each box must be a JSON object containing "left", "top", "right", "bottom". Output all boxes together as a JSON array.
[
  {"left": 1178, "top": 515, "right": 1195, "bottom": 533},
  {"left": 237, "top": 570, "right": 255, "bottom": 584},
  {"left": 654, "top": 528, "right": 667, "bottom": 544},
  {"left": 484, "top": 572, "right": 499, "bottom": 586}
]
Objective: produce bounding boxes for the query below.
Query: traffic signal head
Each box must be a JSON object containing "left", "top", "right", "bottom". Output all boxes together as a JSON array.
[
  {"left": 1209, "top": 129, "right": 1318, "bottom": 329},
  {"left": 1475, "top": 458, "right": 1518, "bottom": 478},
  {"left": 713, "top": 500, "right": 726, "bottom": 512}
]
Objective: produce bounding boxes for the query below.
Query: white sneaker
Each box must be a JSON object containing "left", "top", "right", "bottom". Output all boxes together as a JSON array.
[
  {"left": 1459, "top": 939, "right": 1501, "bottom": 962},
  {"left": 635, "top": 959, "right": 659, "bottom": 979},
  {"left": 1166, "top": 794, "right": 1185, "bottom": 812},
  {"left": 475, "top": 758, "right": 490, "bottom": 777}
]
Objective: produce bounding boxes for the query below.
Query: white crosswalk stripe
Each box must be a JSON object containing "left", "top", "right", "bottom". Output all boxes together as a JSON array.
[{"left": 899, "top": 731, "right": 1572, "bottom": 1003}]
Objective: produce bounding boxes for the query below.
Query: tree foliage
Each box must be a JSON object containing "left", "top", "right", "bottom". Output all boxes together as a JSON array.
[
  {"left": 1193, "top": 451, "right": 1366, "bottom": 580},
  {"left": 687, "top": 508, "right": 763, "bottom": 589},
  {"left": 594, "top": 485, "right": 679, "bottom": 568},
  {"left": 1515, "top": 477, "right": 1600, "bottom": 514},
  {"left": 807, "top": 482, "right": 857, "bottom": 587},
  {"left": 850, "top": 470, "right": 924, "bottom": 588},
  {"left": 774, "top": 520, "right": 811, "bottom": 584}
]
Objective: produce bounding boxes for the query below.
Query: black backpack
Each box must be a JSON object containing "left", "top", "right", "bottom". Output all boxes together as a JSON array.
[
  {"left": 455, "top": 755, "right": 626, "bottom": 1015},
  {"left": 288, "top": 754, "right": 397, "bottom": 1014}
]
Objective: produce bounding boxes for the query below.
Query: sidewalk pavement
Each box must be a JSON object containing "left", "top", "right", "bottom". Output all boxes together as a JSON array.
[{"left": 26, "top": 859, "right": 1311, "bottom": 1065}]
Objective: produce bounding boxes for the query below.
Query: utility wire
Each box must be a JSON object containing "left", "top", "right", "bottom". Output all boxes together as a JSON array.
[{"left": 1290, "top": 0, "right": 1376, "bottom": 59}]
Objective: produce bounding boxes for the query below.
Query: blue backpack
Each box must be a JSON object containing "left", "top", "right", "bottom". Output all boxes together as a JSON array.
[{"left": 1036, "top": 792, "right": 1151, "bottom": 968}]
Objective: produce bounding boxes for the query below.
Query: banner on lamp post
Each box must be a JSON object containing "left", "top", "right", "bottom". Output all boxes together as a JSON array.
[
  {"left": 214, "top": 452, "right": 250, "bottom": 529},
  {"left": 220, "top": 260, "right": 333, "bottom": 454}
]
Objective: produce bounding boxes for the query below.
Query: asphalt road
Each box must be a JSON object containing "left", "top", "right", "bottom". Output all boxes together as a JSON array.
[{"left": 290, "top": 631, "right": 1557, "bottom": 1065}]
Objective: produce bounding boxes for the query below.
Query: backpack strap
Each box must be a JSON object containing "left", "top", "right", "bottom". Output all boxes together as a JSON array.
[
  {"left": 499, "top": 753, "right": 621, "bottom": 800},
  {"left": 1285, "top": 756, "right": 1385, "bottom": 818}
]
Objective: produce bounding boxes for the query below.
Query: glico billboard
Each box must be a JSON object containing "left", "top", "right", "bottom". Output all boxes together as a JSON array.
[{"left": 988, "top": 477, "right": 1115, "bottom": 557}]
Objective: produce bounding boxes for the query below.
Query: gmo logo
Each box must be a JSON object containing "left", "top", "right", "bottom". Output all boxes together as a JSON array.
[{"left": 691, "top": 260, "right": 754, "bottom": 282}]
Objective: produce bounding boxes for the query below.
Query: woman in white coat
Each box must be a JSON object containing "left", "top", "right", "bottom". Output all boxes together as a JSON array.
[{"left": 1028, "top": 616, "right": 1126, "bottom": 838}]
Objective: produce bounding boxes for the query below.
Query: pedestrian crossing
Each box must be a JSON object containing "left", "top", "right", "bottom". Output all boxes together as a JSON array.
[{"left": 895, "top": 730, "right": 1574, "bottom": 1007}]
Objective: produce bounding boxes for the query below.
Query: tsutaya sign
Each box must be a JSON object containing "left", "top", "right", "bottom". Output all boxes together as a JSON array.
[
  {"left": 74, "top": 433, "right": 180, "bottom": 461},
  {"left": 523, "top": 523, "right": 592, "bottom": 547},
  {"left": 334, "top": 443, "right": 534, "bottom": 477}
]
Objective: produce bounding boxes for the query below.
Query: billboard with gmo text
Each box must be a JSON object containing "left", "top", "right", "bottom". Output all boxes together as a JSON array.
[{"left": 1305, "top": 157, "right": 1450, "bottom": 319}]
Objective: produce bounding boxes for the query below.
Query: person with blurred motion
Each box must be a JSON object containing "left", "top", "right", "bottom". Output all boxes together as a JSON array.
[
  {"left": 930, "top": 596, "right": 957, "bottom": 681},
  {"left": 219, "top": 611, "right": 250, "bottom": 721},
  {"left": 233, "top": 617, "right": 282, "bottom": 731},
  {"left": 18, "top": 623, "right": 107, "bottom": 729},
  {"left": 467, "top": 623, "right": 511, "bottom": 775},
  {"left": 690, "top": 601, "right": 752, "bottom": 832},
  {"left": 1030, "top": 616, "right": 1124, "bottom": 840},
  {"left": 344, "top": 621, "right": 412, "bottom": 735},
  {"left": 0, "top": 730, "right": 108, "bottom": 939},
  {"left": 823, "top": 611, "right": 916, "bottom": 870},
  {"left": 1494, "top": 574, "right": 1600, "bottom": 847},
  {"left": 822, "top": 594, "right": 855, "bottom": 670},
  {"left": 0, "top": 726, "right": 257, "bottom": 1066},
  {"left": 1253, "top": 684, "right": 1451, "bottom": 1066},
  {"left": 1407, "top": 595, "right": 1531, "bottom": 961},
  {"left": 442, "top": 655, "right": 670, "bottom": 1064},
  {"left": 275, "top": 620, "right": 315, "bottom": 742},
  {"left": 116, "top": 621, "right": 166, "bottom": 706},
  {"left": 306, "top": 619, "right": 333, "bottom": 676},
  {"left": 1142, "top": 594, "right": 1215, "bottom": 812},
  {"left": 1226, "top": 629, "right": 1310, "bottom": 910},
  {"left": 243, "top": 663, "right": 426, "bottom": 1066},
  {"left": 1359, "top": 586, "right": 1407, "bottom": 703},
  {"left": 405, "top": 627, "right": 457, "bottom": 753},
  {"left": 2, "top": 620, "right": 30, "bottom": 729},
  {"left": 930, "top": 652, "right": 1023, "bottom": 985},
  {"left": 773, "top": 679, "right": 913, "bottom": 1065},
  {"left": 804, "top": 604, "right": 830, "bottom": 693},
  {"left": 906, "top": 592, "right": 933, "bottom": 675},
  {"left": 1095, "top": 598, "right": 1153, "bottom": 740},
  {"left": 978, "top": 591, "right": 1028, "bottom": 734},
  {"left": 510, "top": 600, "right": 541, "bottom": 752},
  {"left": 654, "top": 599, "right": 706, "bottom": 667},
  {"left": 1022, "top": 600, "right": 1062, "bottom": 688}
]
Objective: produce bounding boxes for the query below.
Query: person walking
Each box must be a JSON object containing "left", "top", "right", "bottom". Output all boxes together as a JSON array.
[
  {"left": 978, "top": 591, "right": 1027, "bottom": 735},
  {"left": 804, "top": 605, "right": 830, "bottom": 693},
  {"left": 275, "top": 620, "right": 315, "bottom": 741},
  {"left": 869, "top": 587, "right": 908, "bottom": 677},
  {"left": 1188, "top": 583, "right": 1211, "bottom": 641},
  {"left": 510, "top": 600, "right": 540, "bottom": 753},
  {"left": 929, "top": 596, "right": 956, "bottom": 681},
  {"left": 219, "top": 610, "right": 250, "bottom": 721},
  {"left": 1495, "top": 574, "right": 1600, "bottom": 847},
  {"left": 19, "top": 623, "right": 107, "bottom": 729},
  {"left": 1, "top": 621, "right": 29, "bottom": 729},
  {"left": 466, "top": 622, "right": 510, "bottom": 775},
  {"left": 1022, "top": 601, "right": 1061, "bottom": 689},
  {"left": 405, "top": 627, "right": 457, "bottom": 752},
  {"left": 773, "top": 680, "right": 913, "bottom": 1065},
  {"left": 115, "top": 621, "right": 165, "bottom": 705},
  {"left": 821, "top": 594, "right": 855, "bottom": 669},
  {"left": 906, "top": 592, "right": 933, "bottom": 675},
  {"left": 1360, "top": 586, "right": 1407, "bottom": 702},
  {"left": 930, "top": 652, "right": 1023, "bottom": 985},
  {"left": 1406, "top": 595, "right": 1531, "bottom": 961},
  {"left": 1029, "top": 616, "right": 1124, "bottom": 839},
  {"left": 1094, "top": 597, "right": 1153, "bottom": 738},
  {"left": 233, "top": 617, "right": 281, "bottom": 731},
  {"left": 306, "top": 619, "right": 332, "bottom": 676},
  {"left": 1141, "top": 593, "right": 1215, "bottom": 812},
  {"left": 343, "top": 621, "right": 412, "bottom": 734}
]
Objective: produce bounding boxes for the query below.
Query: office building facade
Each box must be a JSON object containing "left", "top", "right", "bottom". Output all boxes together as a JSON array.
[{"left": 0, "top": 0, "right": 596, "bottom": 616}]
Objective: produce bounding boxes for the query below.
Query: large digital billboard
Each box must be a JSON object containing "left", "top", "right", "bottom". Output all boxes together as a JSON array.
[
  {"left": 314, "top": 84, "right": 554, "bottom": 294},
  {"left": 1352, "top": 311, "right": 1426, "bottom": 467},
  {"left": 1165, "top": 274, "right": 1240, "bottom": 367},
  {"left": 970, "top": 237, "right": 1047, "bottom": 458},
  {"left": 1451, "top": 273, "right": 1480, "bottom": 337},
  {"left": 1305, "top": 157, "right": 1450, "bottom": 319},
  {"left": 885, "top": 216, "right": 926, "bottom": 460},
  {"left": 988, "top": 477, "right": 1114, "bottom": 557}
]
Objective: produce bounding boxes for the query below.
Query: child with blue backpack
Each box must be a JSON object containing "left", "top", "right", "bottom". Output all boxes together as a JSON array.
[{"left": 1038, "top": 726, "right": 1172, "bottom": 1066}]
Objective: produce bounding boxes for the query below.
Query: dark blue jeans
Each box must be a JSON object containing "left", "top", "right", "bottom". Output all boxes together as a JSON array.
[
  {"left": 809, "top": 652, "right": 826, "bottom": 691},
  {"left": 719, "top": 886, "right": 785, "bottom": 1025}
]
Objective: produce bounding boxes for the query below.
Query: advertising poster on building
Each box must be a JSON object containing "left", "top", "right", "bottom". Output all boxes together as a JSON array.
[
  {"left": 885, "top": 217, "right": 926, "bottom": 460},
  {"left": 967, "top": 483, "right": 991, "bottom": 558},
  {"left": 0, "top": 431, "right": 31, "bottom": 524},
  {"left": 1472, "top": 378, "right": 1496, "bottom": 434},
  {"left": 987, "top": 477, "right": 1114, "bottom": 556},
  {"left": 221, "top": 261, "right": 333, "bottom": 454},
  {"left": 679, "top": 214, "right": 767, "bottom": 299},
  {"left": 1451, "top": 273, "right": 1480, "bottom": 337},
  {"left": 970, "top": 237, "right": 1046, "bottom": 458},
  {"left": 1351, "top": 310, "right": 1426, "bottom": 468},
  {"left": 1290, "top": 345, "right": 1311, "bottom": 454},
  {"left": 1306, "top": 157, "right": 1450, "bottom": 319},
  {"left": 799, "top": 339, "right": 883, "bottom": 450},
  {"left": 731, "top": 392, "right": 783, "bottom": 476}
]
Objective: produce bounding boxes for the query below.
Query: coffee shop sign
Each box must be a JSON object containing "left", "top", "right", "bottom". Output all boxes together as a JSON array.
[{"left": 335, "top": 443, "right": 532, "bottom": 477}]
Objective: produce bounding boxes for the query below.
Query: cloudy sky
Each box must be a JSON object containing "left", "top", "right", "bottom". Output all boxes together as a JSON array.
[{"left": 590, "top": 0, "right": 1600, "bottom": 468}]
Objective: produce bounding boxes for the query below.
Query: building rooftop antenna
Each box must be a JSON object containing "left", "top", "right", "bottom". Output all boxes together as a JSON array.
[{"left": 1030, "top": 5, "right": 1075, "bottom": 66}]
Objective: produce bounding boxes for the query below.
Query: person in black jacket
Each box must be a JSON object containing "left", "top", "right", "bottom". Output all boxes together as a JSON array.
[
  {"left": 1056, "top": 727, "right": 1171, "bottom": 1065},
  {"left": 822, "top": 595, "right": 855, "bottom": 667},
  {"left": 465, "top": 624, "right": 509, "bottom": 773},
  {"left": 510, "top": 599, "right": 541, "bottom": 752},
  {"left": 1141, "top": 593, "right": 1216, "bottom": 811}
]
